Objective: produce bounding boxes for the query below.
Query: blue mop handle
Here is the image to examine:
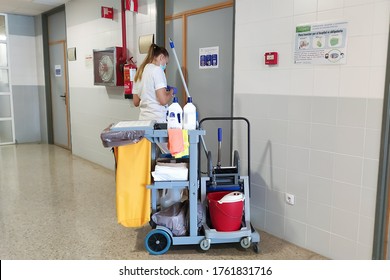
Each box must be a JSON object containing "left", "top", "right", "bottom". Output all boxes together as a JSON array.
[
  {"left": 217, "top": 128, "right": 222, "bottom": 167},
  {"left": 169, "top": 38, "right": 191, "bottom": 98}
]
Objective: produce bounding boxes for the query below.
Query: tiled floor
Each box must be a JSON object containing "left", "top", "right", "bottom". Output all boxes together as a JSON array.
[{"left": 0, "top": 144, "right": 326, "bottom": 260}]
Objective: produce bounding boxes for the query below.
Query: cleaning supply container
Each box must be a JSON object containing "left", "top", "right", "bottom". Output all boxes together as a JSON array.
[
  {"left": 183, "top": 96, "right": 197, "bottom": 130},
  {"left": 167, "top": 95, "right": 183, "bottom": 129},
  {"left": 207, "top": 191, "right": 244, "bottom": 231}
]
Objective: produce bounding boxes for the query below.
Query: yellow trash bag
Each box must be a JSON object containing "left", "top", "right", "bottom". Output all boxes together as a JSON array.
[{"left": 114, "top": 138, "right": 151, "bottom": 227}]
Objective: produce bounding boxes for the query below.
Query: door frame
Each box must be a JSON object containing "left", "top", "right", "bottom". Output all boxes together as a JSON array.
[
  {"left": 164, "top": 0, "right": 234, "bottom": 103},
  {"left": 42, "top": 5, "right": 71, "bottom": 150},
  {"left": 49, "top": 39, "right": 71, "bottom": 149},
  {"left": 373, "top": 26, "right": 390, "bottom": 260}
]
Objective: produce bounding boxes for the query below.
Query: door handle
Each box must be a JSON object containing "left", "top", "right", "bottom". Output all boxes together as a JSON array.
[{"left": 60, "top": 94, "right": 66, "bottom": 98}]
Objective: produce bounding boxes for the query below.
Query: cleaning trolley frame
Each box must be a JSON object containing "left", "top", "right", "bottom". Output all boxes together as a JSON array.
[
  {"left": 142, "top": 117, "right": 260, "bottom": 255},
  {"left": 144, "top": 128, "right": 206, "bottom": 254}
]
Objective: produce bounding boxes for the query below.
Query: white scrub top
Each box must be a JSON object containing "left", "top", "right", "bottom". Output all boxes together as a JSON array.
[{"left": 133, "top": 63, "right": 168, "bottom": 122}]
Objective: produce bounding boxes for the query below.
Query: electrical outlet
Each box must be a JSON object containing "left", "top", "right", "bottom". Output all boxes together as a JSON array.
[{"left": 286, "top": 193, "right": 295, "bottom": 205}]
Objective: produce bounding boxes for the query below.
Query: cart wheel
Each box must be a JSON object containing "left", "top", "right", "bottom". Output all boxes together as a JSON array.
[
  {"left": 200, "top": 239, "right": 211, "bottom": 251},
  {"left": 253, "top": 243, "right": 260, "bottom": 254},
  {"left": 240, "top": 237, "right": 252, "bottom": 249},
  {"left": 144, "top": 229, "right": 171, "bottom": 255}
]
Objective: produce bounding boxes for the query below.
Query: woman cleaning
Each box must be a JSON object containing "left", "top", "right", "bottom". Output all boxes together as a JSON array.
[{"left": 132, "top": 44, "right": 174, "bottom": 122}]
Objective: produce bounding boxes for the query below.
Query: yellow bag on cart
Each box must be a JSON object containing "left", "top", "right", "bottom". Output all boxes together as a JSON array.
[{"left": 114, "top": 138, "right": 151, "bottom": 227}]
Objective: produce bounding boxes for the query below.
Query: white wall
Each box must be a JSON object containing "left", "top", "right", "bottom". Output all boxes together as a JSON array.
[
  {"left": 234, "top": 0, "right": 390, "bottom": 259},
  {"left": 65, "top": 0, "right": 156, "bottom": 169}
]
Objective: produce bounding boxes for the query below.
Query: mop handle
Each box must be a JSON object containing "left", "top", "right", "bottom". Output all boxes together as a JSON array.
[
  {"left": 169, "top": 38, "right": 191, "bottom": 98},
  {"left": 217, "top": 128, "right": 222, "bottom": 168}
]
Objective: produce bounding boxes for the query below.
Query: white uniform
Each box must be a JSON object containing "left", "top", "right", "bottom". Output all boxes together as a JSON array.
[{"left": 133, "top": 63, "right": 168, "bottom": 122}]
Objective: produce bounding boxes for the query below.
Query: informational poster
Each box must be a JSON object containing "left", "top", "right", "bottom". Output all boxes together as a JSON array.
[
  {"left": 55, "top": 65, "right": 62, "bottom": 77},
  {"left": 199, "top": 46, "right": 219, "bottom": 69},
  {"left": 294, "top": 21, "right": 348, "bottom": 64}
]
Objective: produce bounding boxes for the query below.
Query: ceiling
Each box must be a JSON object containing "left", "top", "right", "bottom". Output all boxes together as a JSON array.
[{"left": 0, "top": 0, "right": 70, "bottom": 16}]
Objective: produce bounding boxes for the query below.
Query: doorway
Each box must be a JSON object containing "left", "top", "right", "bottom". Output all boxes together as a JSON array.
[
  {"left": 165, "top": 1, "right": 234, "bottom": 170},
  {"left": 0, "top": 14, "right": 15, "bottom": 145},
  {"left": 43, "top": 6, "right": 71, "bottom": 150}
]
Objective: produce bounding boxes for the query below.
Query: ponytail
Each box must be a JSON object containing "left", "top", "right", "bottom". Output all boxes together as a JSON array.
[{"left": 134, "top": 44, "right": 169, "bottom": 82}]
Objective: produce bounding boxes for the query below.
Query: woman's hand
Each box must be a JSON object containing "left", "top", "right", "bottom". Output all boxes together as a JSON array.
[{"left": 156, "top": 87, "right": 173, "bottom": 105}]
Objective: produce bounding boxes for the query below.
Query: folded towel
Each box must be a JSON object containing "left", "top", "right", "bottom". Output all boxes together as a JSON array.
[
  {"left": 174, "top": 129, "right": 189, "bottom": 158},
  {"left": 168, "top": 129, "right": 184, "bottom": 156}
]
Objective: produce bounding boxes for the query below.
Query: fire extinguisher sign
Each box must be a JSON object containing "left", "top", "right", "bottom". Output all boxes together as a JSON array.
[{"left": 101, "top": 6, "right": 114, "bottom": 19}]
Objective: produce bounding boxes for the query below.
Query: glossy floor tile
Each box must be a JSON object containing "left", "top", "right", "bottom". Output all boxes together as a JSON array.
[{"left": 0, "top": 144, "right": 326, "bottom": 260}]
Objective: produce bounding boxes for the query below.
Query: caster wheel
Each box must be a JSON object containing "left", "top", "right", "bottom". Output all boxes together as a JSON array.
[
  {"left": 144, "top": 229, "right": 171, "bottom": 255},
  {"left": 240, "top": 237, "right": 252, "bottom": 249},
  {"left": 253, "top": 243, "right": 260, "bottom": 254},
  {"left": 200, "top": 239, "right": 211, "bottom": 251}
]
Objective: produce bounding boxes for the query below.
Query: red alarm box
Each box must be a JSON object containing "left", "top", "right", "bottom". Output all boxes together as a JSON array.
[{"left": 265, "top": 52, "right": 278, "bottom": 65}]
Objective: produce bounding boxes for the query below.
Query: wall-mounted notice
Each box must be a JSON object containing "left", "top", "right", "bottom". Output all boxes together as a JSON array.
[
  {"left": 199, "top": 46, "right": 219, "bottom": 69},
  {"left": 55, "top": 65, "right": 62, "bottom": 77},
  {"left": 294, "top": 21, "right": 348, "bottom": 64}
]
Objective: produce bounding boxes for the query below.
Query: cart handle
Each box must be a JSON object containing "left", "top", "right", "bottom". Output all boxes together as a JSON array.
[{"left": 199, "top": 117, "right": 251, "bottom": 191}]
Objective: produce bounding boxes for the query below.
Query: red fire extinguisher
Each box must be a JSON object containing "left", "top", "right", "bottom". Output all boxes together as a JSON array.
[{"left": 124, "top": 57, "right": 137, "bottom": 99}]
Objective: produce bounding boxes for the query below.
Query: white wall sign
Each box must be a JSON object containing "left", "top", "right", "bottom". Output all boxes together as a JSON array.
[
  {"left": 199, "top": 46, "right": 219, "bottom": 69},
  {"left": 55, "top": 65, "right": 62, "bottom": 77},
  {"left": 294, "top": 21, "right": 348, "bottom": 64}
]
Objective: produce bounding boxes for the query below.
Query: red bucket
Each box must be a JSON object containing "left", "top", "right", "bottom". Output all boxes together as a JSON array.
[{"left": 207, "top": 191, "right": 244, "bottom": 231}]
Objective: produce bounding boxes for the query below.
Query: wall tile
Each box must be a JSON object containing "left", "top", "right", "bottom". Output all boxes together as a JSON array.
[
  {"left": 287, "top": 96, "right": 312, "bottom": 122},
  {"left": 265, "top": 189, "right": 286, "bottom": 215},
  {"left": 307, "top": 226, "right": 331, "bottom": 257},
  {"left": 313, "top": 68, "right": 340, "bottom": 98},
  {"left": 333, "top": 154, "right": 363, "bottom": 185},
  {"left": 250, "top": 205, "right": 266, "bottom": 229},
  {"left": 369, "top": 66, "right": 387, "bottom": 98},
  {"left": 285, "top": 196, "right": 308, "bottom": 223},
  {"left": 344, "top": 4, "right": 374, "bottom": 36},
  {"left": 308, "top": 175, "right": 333, "bottom": 205},
  {"left": 310, "top": 124, "right": 337, "bottom": 152},
  {"left": 311, "top": 97, "right": 338, "bottom": 124},
  {"left": 334, "top": 126, "right": 365, "bottom": 156},
  {"left": 347, "top": 36, "right": 372, "bottom": 67},
  {"left": 366, "top": 99, "right": 383, "bottom": 129},
  {"left": 360, "top": 187, "right": 377, "bottom": 217},
  {"left": 266, "top": 95, "right": 289, "bottom": 120},
  {"left": 373, "top": 1, "right": 390, "bottom": 35},
  {"left": 286, "top": 146, "right": 310, "bottom": 173},
  {"left": 287, "top": 122, "right": 311, "bottom": 147},
  {"left": 362, "top": 159, "right": 379, "bottom": 189},
  {"left": 291, "top": 69, "right": 314, "bottom": 96},
  {"left": 265, "top": 211, "right": 285, "bottom": 239},
  {"left": 265, "top": 167, "right": 287, "bottom": 193},
  {"left": 337, "top": 98, "right": 367, "bottom": 127},
  {"left": 286, "top": 170, "right": 309, "bottom": 199},
  {"left": 329, "top": 234, "right": 357, "bottom": 260},
  {"left": 251, "top": 185, "right": 267, "bottom": 209},
  {"left": 317, "top": 9, "right": 344, "bottom": 21},
  {"left": 318, "top": 0, "right": 344, "bottom": 10},
  {"left": 310, "top": 150, "right": 334, "bottom": 179},
  {"left": 339, "top": 67, "right": 370, "bottom": 98},
  {"left": 332, "top": 181, "right": 361, "bottom": 213},
  {"left": 331, "top": 208, "right": 359, "bottom": 241},
  {"left": 358, "top": 215, "right": 375, "bottom": 246},
  {"left": 294, "top": 0, "right": 318, "bottom": 15},
  {"left": 270, "top": 0, "right": 293, "bottom": 18},
  {"left": 371, "top": 35, "right": 389, "bottom": 67},
  {"left": 284, "top": 218, "right": 307, "bottom": 247},
  {"left": 307, "top": 201, "right": 332, "bottom": 231},
  {"left": 364, "top": 129, "right": 381, "bottom": 159}
]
